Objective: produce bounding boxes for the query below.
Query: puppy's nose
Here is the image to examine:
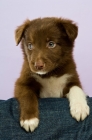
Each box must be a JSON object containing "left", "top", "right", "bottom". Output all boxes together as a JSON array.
[{"left": 35, "top": 60, "right": 45, "bottom": 70}]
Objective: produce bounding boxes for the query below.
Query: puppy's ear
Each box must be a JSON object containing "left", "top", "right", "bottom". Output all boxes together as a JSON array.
[
  {"left": 59, "top": 19, "right": 78, "bottom": 41},
  {"left": 15, "top": 19, "right": 30, "bottom": 45}
]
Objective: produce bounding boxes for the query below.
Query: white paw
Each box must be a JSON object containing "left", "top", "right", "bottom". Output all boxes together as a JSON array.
[
  {"left": 70, "top": 102, "right": 90, "bottom": 121},
  {"left": 20, "top": 118, "right": 39, "bottom": 132},
  {"left": 67, "top": 86, "right": 90, "bottom": 121}
]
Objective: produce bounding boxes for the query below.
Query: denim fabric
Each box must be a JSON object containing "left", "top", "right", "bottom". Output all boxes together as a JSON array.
[{"left": 0, "top": 97, "right": 92, "bottom": 140}]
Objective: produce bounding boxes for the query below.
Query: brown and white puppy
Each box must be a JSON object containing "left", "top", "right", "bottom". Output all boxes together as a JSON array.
[{"left": 14, "top": 17, "right": 90, "bottom": 132}]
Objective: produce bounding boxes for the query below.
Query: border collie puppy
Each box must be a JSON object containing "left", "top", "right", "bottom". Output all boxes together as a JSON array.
[{"left": 14, "top": 17, "right": 90, "bottom": 132}]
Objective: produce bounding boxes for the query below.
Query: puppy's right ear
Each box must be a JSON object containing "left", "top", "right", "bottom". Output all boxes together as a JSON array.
[{"left": 15, "top": 19, "right": 31, "bottom": 46}]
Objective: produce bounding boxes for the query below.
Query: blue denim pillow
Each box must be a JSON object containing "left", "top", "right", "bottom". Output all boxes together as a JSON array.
[{"left": 0, "top": 97, "right": 92, "bottom": 140}]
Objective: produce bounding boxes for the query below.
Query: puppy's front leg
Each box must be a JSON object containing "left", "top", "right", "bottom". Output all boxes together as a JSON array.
[
  {"left": 14, "top": 81, "right": 39, "bottom": 132},
  {"left": 67, "top": 86, "right": 90, "bottom": 121}
]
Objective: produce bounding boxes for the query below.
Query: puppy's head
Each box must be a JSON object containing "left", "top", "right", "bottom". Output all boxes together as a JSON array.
[{"left": 15, "top": 17, "right": 78, "bottom": 75}]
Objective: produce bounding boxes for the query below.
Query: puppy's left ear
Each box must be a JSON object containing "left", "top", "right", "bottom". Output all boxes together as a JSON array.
[
  {"left": 15, "top": 19, "right": 31, "bottom": 45},
  {"left": 59, "top": 19, "right": 78, "bottom": 41}
]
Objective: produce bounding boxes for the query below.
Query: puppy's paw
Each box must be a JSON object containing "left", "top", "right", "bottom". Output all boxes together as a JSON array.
[
  {"left": 67, "top": 86, "right": 90, "bottom": 121},
  {"left": 70, "top": 102, "right": 90, "bottom": 121},
  {"left": 20, "top": 118, "right": 39, "bottom": 132}
]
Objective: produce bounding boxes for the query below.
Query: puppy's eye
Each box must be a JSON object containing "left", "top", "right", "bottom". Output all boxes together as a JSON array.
[
  {"left": 47, "top": 41, "right": 56, "bottom": 48},
  {"left": 28, "top": 43, "right": 34, "bottom": 50}
]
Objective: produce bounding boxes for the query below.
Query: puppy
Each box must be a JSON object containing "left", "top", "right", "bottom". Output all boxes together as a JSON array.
[{"left": 14, "top": 17, "right": 90, "bottom": 132}]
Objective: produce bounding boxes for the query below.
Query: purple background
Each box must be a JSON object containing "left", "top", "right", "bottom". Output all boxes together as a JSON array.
[{"left": 0, "top": 0, "right": 92, "bottom": 99}]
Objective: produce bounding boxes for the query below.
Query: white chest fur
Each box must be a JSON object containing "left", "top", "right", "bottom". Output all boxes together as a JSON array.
[{"left": 33, "top": 74, "right": 71, "bottom": 98}]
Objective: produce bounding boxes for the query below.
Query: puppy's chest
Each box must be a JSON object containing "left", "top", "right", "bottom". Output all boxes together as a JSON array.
[{"left": 33, "top": 74, "right": 71, "bottom": 98}]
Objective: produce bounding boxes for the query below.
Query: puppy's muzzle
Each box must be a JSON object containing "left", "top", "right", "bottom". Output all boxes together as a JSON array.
[{"left": 34, "top": 60, "right": 45, "bottom": 70}]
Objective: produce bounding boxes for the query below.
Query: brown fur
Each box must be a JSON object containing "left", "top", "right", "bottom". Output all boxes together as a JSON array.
[{"left": 14, "top": 17, "right": 82, "bottom": 126}]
